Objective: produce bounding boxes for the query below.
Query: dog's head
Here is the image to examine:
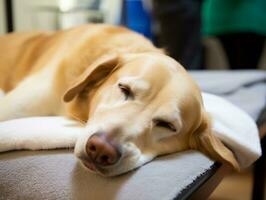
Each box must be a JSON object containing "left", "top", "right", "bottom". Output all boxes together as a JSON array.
[{"left": 63, "top": 52, "right": 239, "bottom": 176}]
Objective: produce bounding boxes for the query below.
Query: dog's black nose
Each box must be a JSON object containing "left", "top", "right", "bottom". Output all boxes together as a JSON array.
[{"left": 86, "top": 134, "right": 121, "bottom": 166}]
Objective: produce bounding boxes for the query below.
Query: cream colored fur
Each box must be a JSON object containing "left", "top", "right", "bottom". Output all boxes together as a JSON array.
[{"left": 0, "top": 24, "right": 239, "bottom": 176}]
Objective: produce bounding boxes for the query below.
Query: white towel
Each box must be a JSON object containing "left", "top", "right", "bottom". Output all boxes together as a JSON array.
[
  {"left": 0, "top": 93, "right": 261, "bottom": 169},
  {"left": 202, "top": 93, "right": 261, "bottom": 168}
]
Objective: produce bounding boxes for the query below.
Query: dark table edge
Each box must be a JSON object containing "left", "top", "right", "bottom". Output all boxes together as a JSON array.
[{"left": 175, "top": 162, "right": 232, "bottom": 200}]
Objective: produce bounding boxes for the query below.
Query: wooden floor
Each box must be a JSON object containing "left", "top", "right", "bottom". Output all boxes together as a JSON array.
[{"left": 209, "top": 168, "right": 266, "bottom": 200}]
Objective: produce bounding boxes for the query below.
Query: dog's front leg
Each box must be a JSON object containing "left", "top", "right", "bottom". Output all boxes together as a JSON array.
[
  {"left": 0, "top": 75, "right": 62, "bottom": 121},
  {"left": 0, "top": 117, "right": 83, "bottom": 152}
]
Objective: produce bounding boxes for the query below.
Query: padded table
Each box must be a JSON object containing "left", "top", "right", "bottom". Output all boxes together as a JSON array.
[{"left": 0, "top": 70, "right": 265, "bottom": 200}]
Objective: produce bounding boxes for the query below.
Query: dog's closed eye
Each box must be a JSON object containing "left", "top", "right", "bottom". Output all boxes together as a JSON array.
[
  {"left": 118, "top": 83, "right": 133, "bottom": 100},
  {"left": 153, "top": 119, "right": 176, "bottom": 132}
]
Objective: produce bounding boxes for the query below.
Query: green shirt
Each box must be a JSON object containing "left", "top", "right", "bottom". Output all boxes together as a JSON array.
[{"left": 202, "top": 0, "right": 266, "bottom": 36}]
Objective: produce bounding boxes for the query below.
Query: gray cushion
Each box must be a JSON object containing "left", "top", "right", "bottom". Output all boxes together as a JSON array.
[{"left": 0, "top": 150, "right": 213, "bottom": 200}]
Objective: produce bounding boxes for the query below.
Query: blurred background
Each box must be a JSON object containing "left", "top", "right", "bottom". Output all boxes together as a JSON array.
[
  {"left": 0, "top": 0, "right": 266, "bottom": 70},
  {"left": 0, "top": 0, "right": 265, "bottom": 199}
]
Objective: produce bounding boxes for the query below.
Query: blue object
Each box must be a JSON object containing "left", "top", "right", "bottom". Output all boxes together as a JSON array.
[{"left": 125, "top": 0, "right": 152, "bottom": 39}]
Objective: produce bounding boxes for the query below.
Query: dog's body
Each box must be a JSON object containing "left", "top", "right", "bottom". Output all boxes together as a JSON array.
[
  {"left": 0, "top": 24, "right": 239, "bottom": 176},
  {"left": 0, "top": 24, "right": 160, "bottom": 120}
]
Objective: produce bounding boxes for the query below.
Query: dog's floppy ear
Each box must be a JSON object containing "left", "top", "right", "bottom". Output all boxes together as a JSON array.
[
  {"left": 190, "top": 112, "right": 240, "bottom": 170},
  {"left": 63, "top": 53, "right": 120, "bottom": 102}
]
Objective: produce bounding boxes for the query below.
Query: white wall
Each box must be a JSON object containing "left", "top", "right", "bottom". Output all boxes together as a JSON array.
[
  {"left": 13, "top": 0, "right": 122, "bottom": 32},
  {"left": 0, "top": 0, "right": 6, "bottom": 34},
  {"left": 13, "top": 0, "right": 59, "bottom": 31}
]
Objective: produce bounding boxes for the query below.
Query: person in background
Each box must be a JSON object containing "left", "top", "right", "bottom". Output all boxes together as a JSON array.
[
  {"left": 152, "top": 0, "right": 203, "bottom": 70},
  {"left": 202, "top": 0, "right": 266, "bottom": 69}
]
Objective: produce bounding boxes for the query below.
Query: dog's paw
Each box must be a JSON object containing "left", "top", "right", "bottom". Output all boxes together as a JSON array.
[
  {"left": 0, "top": 117, "right": 83, "bottom": 152},
  {"left": 0, "top": 131, "right": 19, "bottom": 152}
]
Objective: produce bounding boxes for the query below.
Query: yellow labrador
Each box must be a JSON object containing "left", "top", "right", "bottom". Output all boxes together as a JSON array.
[{"left": 0, "top": 24, "right": 239, "bottom": 176}]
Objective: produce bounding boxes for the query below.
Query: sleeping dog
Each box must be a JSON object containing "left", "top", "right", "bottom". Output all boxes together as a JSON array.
[{"left": 0, "top": 24, "right": 239, "bottom": 176}]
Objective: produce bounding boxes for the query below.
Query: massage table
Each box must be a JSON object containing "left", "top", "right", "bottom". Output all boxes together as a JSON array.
[{"left": 0, "top": 70, "right": 265, "bottom": 200}]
